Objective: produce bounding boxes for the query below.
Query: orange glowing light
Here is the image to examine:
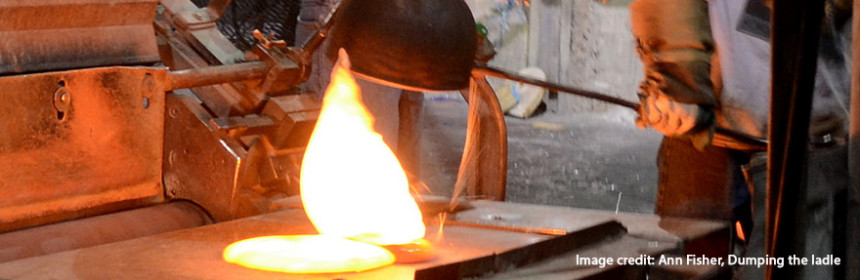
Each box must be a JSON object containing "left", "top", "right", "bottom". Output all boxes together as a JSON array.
[
  {"left": 223, "top": 235, "right": 395, "bottom": 273},
  {"left": 224, "top": 50, "right": 431, "bottom": 273},
  {"left": 735, "top": 221, "right": 746, "bottom": 242},
  {"left": 299, "top": 49, "right": 426, "bottom": 246}
]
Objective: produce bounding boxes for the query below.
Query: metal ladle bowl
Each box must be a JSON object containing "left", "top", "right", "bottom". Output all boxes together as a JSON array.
[{"left": 326, "top": 0, "right": 478, "bottom": 91}]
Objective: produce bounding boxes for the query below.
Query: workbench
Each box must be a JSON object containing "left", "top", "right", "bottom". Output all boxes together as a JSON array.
[{"left": 0, "top": 200, "right": 728, "bottom": 279}]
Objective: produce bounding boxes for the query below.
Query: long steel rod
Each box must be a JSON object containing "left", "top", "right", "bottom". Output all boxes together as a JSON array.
[
  {"left": 474, "top": 65, "right": 640, "bottom": 110},
  {"left": 444, "top": 220, "right": 567, "bottom": 236},
  {"left": 474, "top": 65, "right": 768, "bottom": 150},
  {"left": 767, "top": 0, "right": 824, "bottom": 279},
  {"left": 167, "top": 61, "right": 269, "bottom": 90}
]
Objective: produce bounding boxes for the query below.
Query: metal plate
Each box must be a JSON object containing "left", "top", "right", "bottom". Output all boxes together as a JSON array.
[
  {"left": 0, "top": 200, "right": 730, "bottom": 279},
  {"left": 0, "top": 203, "right": 623, "bottom": 279},
  {"left": 0, "top": 0, "right": 160, "bottom": 74},
  {"left": 0, "top": 67, "right": 167, "bottom": 232}
]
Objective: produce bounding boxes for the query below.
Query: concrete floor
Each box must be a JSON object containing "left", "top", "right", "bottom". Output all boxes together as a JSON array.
[{"left": 418, "top": 93, "right": 663, "bottom": 214}]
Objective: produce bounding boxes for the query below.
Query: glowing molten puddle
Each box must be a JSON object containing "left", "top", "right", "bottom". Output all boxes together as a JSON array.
[
  {"left": 223, "top": 235, "right": 395, "bottom": 273},
  {"left": 224, "top": 50, "right": 433, "bottom": 273}
]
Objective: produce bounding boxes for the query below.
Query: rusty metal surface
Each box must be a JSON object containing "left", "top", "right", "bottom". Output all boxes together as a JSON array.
[
  {"left": 0, "top": 66, "right": 166, "bottom": 233},
  {"left": 158, "top": 0, "right": 322, "bottom": 222},
  {"left": 0, "top": 201, "right": 210, "bottom": 263},
  {"left": 162, "top": 92, "right": 251, "bottom": 221},
  {"left": 0, "top": 201, "right": 631, "bottom": 279},
  {"left": 163, "top": 92, "right": 317, "bottom": 222},
  {"left": 259, "top": 94, "right": 321, "bottom": 148},
  {"left": 167, "top": 61, "right": 269, "bottom": 90},
  {"left": 251, "top": 44, "right": 306, "bottom": 95},
  {"left": 157, "top": 31, "right": 258, "bottom": 116},
  {"left": 157, "top": 0, "right": 290, "bottom": 116},
  {"left": 159, "top": 0, "right": 245, "bottom": 65},
  {"left": 0, "top": 0, "right": 160, "bottom": 75}
]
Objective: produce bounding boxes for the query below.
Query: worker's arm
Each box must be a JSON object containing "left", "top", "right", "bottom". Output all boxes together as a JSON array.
[{"left": 630, "top": 0, "right": 717, "bottom": 149}]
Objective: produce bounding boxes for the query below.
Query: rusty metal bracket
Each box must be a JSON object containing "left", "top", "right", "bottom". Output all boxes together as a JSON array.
[{"left": 0, "top": 66, "right": 167, "bottom": 233}]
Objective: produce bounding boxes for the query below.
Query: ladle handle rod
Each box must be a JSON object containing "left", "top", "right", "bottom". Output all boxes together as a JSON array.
[
  {"left": 473, "top": 65, "right": 768, "bottom": 150},
  {"left": 474, "top": 66, "right": 640, "bottom": 110}
]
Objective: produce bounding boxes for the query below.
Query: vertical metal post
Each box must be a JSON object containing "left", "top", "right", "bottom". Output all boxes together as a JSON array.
[
  {"left": 846, "top": 0, "right": 860, "bottom": 278},
  {"left": 766, "top": 0, "right": 825, "bottom": 279},
  {"left": 453, "top": 74, "right": 508, "bottom": 202}
]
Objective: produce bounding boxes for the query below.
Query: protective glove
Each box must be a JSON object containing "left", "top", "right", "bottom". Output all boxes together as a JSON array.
[
  {"left": 636, "top": 84, "right": 716, "bottom": 150},
  {"left": 630, "top": 0, "right": 717, "bottom": 150},
  {"left": 636, "top": 85, "right": 703, "bottom": 137}
]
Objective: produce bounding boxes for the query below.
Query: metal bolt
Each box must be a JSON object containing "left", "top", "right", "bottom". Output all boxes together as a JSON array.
[
  {"left": 168, "top": 150, "right": 178, "bottom": 166},
  {"left": 53, "top": 88, "right": 70, "bottom": 108},
  {"left": 169, "top": 108, "right": 179, "bottom": 118},
  {"left": 193, "top": 10, "right": 208, "bottom": 21},
  {"left": 53, "top": 86, "right": 71, "bottom": 121}
]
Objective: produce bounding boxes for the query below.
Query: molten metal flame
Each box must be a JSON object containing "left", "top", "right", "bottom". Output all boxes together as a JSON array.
[
  {"left": 299, "top": 50, "right": 426, "bottom": 245},
  {"left": 224, "top": 50, "right": 429, "bottom": 273}
]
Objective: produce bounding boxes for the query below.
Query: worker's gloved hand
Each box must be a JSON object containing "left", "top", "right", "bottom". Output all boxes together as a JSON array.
[
  {"left": 636, "top": 79, "right": 716, "bottom": 150},
  {"left": 636, "top": 87, "right": 703, "bottom": 137},
  {"left": 630, "top": 0, "right": 717, "bottom": 150}
]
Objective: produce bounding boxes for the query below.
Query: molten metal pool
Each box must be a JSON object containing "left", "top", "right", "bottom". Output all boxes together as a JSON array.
[{"left": 224, "top": 50, "right": 434, "bottom": 273}]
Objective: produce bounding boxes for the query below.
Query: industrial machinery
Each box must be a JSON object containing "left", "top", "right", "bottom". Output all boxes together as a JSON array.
[
  {"left": 0, "top": 0, "right": 323, "bottom": 256},
  {"left": 4, "top": 0, "right": 842, "bottom": 279},
  {"left": 0, "top": 0, "right": 512, "bottom": 243}
]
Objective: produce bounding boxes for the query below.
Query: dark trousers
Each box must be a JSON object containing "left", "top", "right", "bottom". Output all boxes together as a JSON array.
[
  {"left": 658, "top": 137, "right": 848, "bottom": 279},
  {"left": 656, "top": 137, "right": 749, "bottom": 221}
]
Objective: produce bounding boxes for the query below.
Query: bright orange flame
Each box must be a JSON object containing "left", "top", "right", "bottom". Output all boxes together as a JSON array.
[
  {"left": 223, "top": 235, "right": 395, "bottom": 273},
  {"left": 299, "top": 50, "right": 425, "bottom": 246},
  {"left": 224, "top": 50, "right": 429, "bottom": 274}
]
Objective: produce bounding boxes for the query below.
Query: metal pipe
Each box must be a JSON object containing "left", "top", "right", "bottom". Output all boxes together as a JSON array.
[
  {"left": 766, "top": 0, "right": 825, "bottom": 278},
  {"left": 474, "top": 65, "right": 768, "bottom": 150},
  {"left": 0, "top": 201, "right": 212, "bottom": 263},
  {"left": 167, "top": 61, "right": 269, "bottom": 90}
]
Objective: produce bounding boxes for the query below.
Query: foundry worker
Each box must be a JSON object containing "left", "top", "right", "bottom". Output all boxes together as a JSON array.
[{"left": 629, "top": 0, "right": 851, "bottom": 279}]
